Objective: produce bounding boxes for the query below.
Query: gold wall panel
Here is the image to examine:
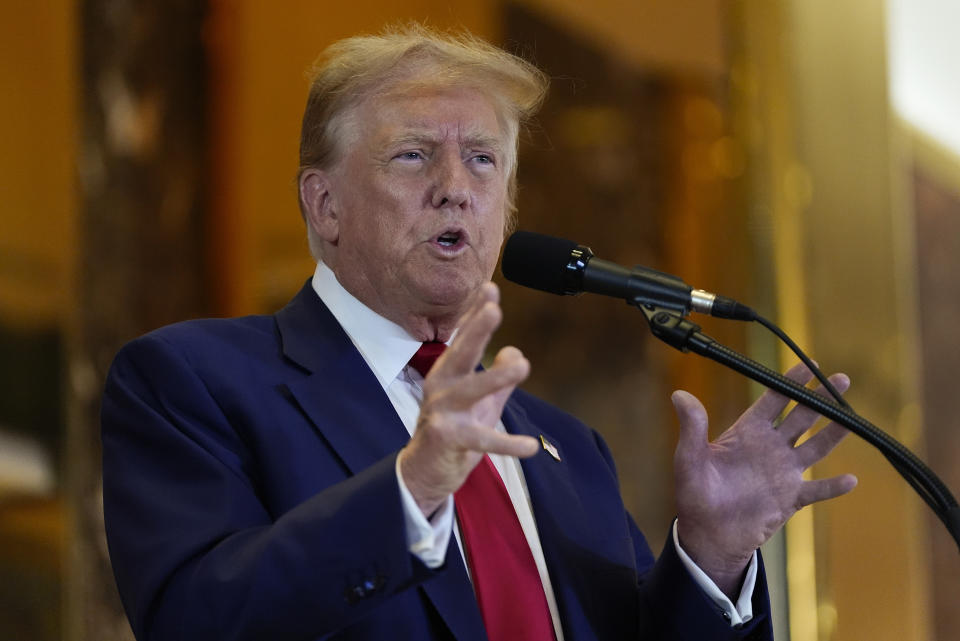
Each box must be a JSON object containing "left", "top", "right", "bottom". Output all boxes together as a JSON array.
[{"left": 0, "top": 1, "right": 77, "bottom": 327}]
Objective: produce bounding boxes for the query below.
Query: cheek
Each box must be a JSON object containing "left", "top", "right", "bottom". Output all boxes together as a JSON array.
[
  {"left": 340, "top": 181, "right": 405, "bottom": 236},
  {"left": 472, "top": 177, "right": 506, "bottom": 215},
  {"left": 480, "top": 198, "right": 508, "bottom": 243},
  {"left": 477, "top": 223, "right": 505, "bottom": 271}
]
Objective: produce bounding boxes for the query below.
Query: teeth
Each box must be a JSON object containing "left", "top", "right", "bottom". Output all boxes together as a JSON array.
[{"left": 438, "top": 233, "right": 459, "bottom": 246}]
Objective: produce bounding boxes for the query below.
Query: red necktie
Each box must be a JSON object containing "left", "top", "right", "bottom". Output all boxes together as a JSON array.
[{"left": 408, "top": 343, "right": 557, "bottom": 641}]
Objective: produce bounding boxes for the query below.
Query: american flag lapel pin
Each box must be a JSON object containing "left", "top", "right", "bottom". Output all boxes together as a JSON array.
[{"left": 539, "top": 435, "right": 561, "bottom": 462}]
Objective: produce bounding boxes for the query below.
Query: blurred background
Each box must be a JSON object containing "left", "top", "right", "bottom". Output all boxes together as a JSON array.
[{"left": 1, "top": 0, "right": 958, "bottom": 639}]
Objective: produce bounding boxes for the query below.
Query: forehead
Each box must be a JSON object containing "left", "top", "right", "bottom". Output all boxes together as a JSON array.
[{"left": 358, "top": 85, "right": 508, "bottom": 147}]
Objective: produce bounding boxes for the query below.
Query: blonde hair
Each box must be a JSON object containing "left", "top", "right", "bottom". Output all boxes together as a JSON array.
[{"left": 297, "top": 23, "right": 549, "bottom": 257}]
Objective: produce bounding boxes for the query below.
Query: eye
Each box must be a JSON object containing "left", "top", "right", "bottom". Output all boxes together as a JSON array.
[
  {"left": 396, "top": 151, "right": 424, "bottom": 161},
  {"left": 470, "top": 153, "right": 496, "bottom": 166}
]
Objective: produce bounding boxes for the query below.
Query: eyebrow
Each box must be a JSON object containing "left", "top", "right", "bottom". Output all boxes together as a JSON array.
[{"left": 386, "top": 130, "right": 504, "bottom": 154}]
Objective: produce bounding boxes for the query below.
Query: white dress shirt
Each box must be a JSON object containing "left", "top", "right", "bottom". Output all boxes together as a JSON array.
[{"left": 310, "top": 261, "right": 756, "bottom": 633}]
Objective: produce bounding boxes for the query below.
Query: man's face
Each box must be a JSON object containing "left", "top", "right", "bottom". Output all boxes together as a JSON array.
[{"left": 320, "top": 85, "right": 511, "bottom": 332}]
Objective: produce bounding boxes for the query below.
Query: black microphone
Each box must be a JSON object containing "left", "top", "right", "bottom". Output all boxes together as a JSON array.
[{"left": 501, "top": 230, "right": 755, "bottom": 320}]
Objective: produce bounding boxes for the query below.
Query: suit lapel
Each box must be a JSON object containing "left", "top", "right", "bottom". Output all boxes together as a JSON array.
[
  {"left": 502, "top": 398, "right": 585, "bottom": 538},
  {"left": 502, "top": 397, "right": 598, "bottom": 641},
  {"left": 276, "top": 282, "right": 410, "bottom": 474},
  {"left": 275, "top": 283, "right": 487, "bottom": 640}
]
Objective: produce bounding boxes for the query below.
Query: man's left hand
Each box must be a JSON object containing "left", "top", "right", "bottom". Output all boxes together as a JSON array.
[{"left": 671, "top": 362, "right": 858, "bottom": 597}]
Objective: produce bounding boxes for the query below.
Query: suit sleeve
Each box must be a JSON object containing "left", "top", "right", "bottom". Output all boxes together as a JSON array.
[
  {"left": 101, "top": 334, "right": 434, "bottom": 641},
  {"left": 590, "top": 431, "right": 774, "bottom": 641}
]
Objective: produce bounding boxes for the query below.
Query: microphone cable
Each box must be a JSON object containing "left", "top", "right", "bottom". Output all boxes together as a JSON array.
[{"left": 725, "top": 301, "right": 958, "bottom": 528}]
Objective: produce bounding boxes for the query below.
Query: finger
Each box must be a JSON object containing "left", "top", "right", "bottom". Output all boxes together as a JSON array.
[
  {"left": 778, "top": 373, "right": 850, "bottom": 444},
  {"left": 460, "top": 428, "right": 540, "bottom": 459},
  {"left": 744, "top": 362, "right": 817, "bottom": 422},
  {"left": 435, "top": 284, "right": 501, "bottom": 377},
  {"left": 457, "top": 281, "right": 499, "bottom": 328},
  {"left": 671, "top": 390, "right": 709, "bottom": 467},
  {"left": 795, "top": 421, "right": 852, "bottom": 468},
  {"left": 797, "top": 474, "right": 858, "bottom": 507},
  {"left": 433, "top": 347, "right": 529, "bottom": 409}
]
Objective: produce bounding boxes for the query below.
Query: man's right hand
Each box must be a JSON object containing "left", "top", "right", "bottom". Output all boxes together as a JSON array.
[{"left": 397, "top": 282, "right": 539, "bottom": 517}]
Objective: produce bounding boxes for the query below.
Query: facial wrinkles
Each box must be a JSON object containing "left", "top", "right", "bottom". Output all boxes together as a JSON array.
[
  {"left": 394, "top": 112, "right": 495, "bottom": 215},
  {"left": 391, "top": 125, "right": 504, "bottom": 154},
  {"left": 376, "top": 86, "right": 505, "bottom": 147},
  {"left": 326, "top": 87, "right": 509, "bottom": 338},
  {"left": 377, "top": 131, "right": 504, "bottom": 229}
]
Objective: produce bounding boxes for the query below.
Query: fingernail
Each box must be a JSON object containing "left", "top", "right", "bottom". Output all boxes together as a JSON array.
[{"left": 670, "top": 390, "right": 685, "bottom": 408}]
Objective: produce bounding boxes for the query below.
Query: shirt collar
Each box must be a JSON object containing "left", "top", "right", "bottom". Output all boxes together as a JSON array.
[{"left": 311, "top": 261, "right": 424, "bottom": 391}]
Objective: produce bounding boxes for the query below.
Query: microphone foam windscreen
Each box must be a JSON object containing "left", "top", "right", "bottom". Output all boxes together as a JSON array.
[{"left": 501, "top": 231, "right": 578, "bottom": 295}]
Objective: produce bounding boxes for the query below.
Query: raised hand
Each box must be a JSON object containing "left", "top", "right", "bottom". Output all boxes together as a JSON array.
[
  {"left": 671, "top": 362, "right": 858, "bottom": 596},
  {"left": 398, "top": 282, "right": 539, "bottom": 517}
]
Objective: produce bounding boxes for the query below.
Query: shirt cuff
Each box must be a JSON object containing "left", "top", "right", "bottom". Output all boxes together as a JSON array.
[
  {"left": 672, "top": 520, "right": 757, "bottom": 627},
  {"left": 395, "top": 456, "right": 454, "bottom": 568}
]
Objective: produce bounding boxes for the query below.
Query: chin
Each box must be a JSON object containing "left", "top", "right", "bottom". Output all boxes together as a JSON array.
[{"left": 414, "top": 276, "right": 480, "bottom": 313}]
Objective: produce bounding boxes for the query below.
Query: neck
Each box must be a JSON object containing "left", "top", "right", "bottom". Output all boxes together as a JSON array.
[
  {"left": 321, "top": 257, "right": 475, "bottom": 343},
  {"left": 344, "top": 280, "right": 466, "bottom": 342},
  {"left": 323, "top": 264, "right": 467, "bottom": 342},
  {"left": 392, "top": 310, "right": 461, "bottom": 342}
]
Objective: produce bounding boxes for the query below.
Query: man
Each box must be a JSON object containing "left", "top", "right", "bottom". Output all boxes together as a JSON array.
[{"left": 102, "top": 25, "right": 856, "bottom": 641}]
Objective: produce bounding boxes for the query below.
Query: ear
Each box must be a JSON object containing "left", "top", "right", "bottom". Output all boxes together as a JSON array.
[{"left": 299, "top": 168, "right": 340, "bottom": 245}]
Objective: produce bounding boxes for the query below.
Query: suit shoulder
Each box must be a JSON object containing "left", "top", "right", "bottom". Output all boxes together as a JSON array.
[
  {"left": 510, "top": 387, "right": 593, "bottom": 435},
  {"left": 152, "top": 315, "right": 276, "bottom": 340},
  {"left": 113, "top": 315, "right": 279, "bottom": 371},
  {"left": 149, "top": 314, "right": 275, "bottom": 343},
  {"left": 509, "top": 387, "right": 620, "bottom": 464}
]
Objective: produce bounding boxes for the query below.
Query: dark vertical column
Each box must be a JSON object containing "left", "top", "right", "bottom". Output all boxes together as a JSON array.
[{"left": 67, "top": 1, "right": 209, "bottom": 638}]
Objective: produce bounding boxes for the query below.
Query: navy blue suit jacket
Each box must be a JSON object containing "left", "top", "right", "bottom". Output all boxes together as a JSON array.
[{"left": 102, "top": 282, "right": 773, "bottom": 641}]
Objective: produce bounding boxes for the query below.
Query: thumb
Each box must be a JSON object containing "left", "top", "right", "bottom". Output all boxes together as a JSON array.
[{"left": 671, "top": 390, "right": 709, "bottom": 465}]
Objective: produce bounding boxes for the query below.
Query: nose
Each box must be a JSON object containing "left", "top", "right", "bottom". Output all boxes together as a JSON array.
[{"left": 430, "top": 151, "right": 470, "bottom": 210}]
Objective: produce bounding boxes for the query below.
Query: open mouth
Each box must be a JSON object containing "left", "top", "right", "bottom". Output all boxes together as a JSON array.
[{"left": 436, "top": 231, "right": 462, "bottom": 247}]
